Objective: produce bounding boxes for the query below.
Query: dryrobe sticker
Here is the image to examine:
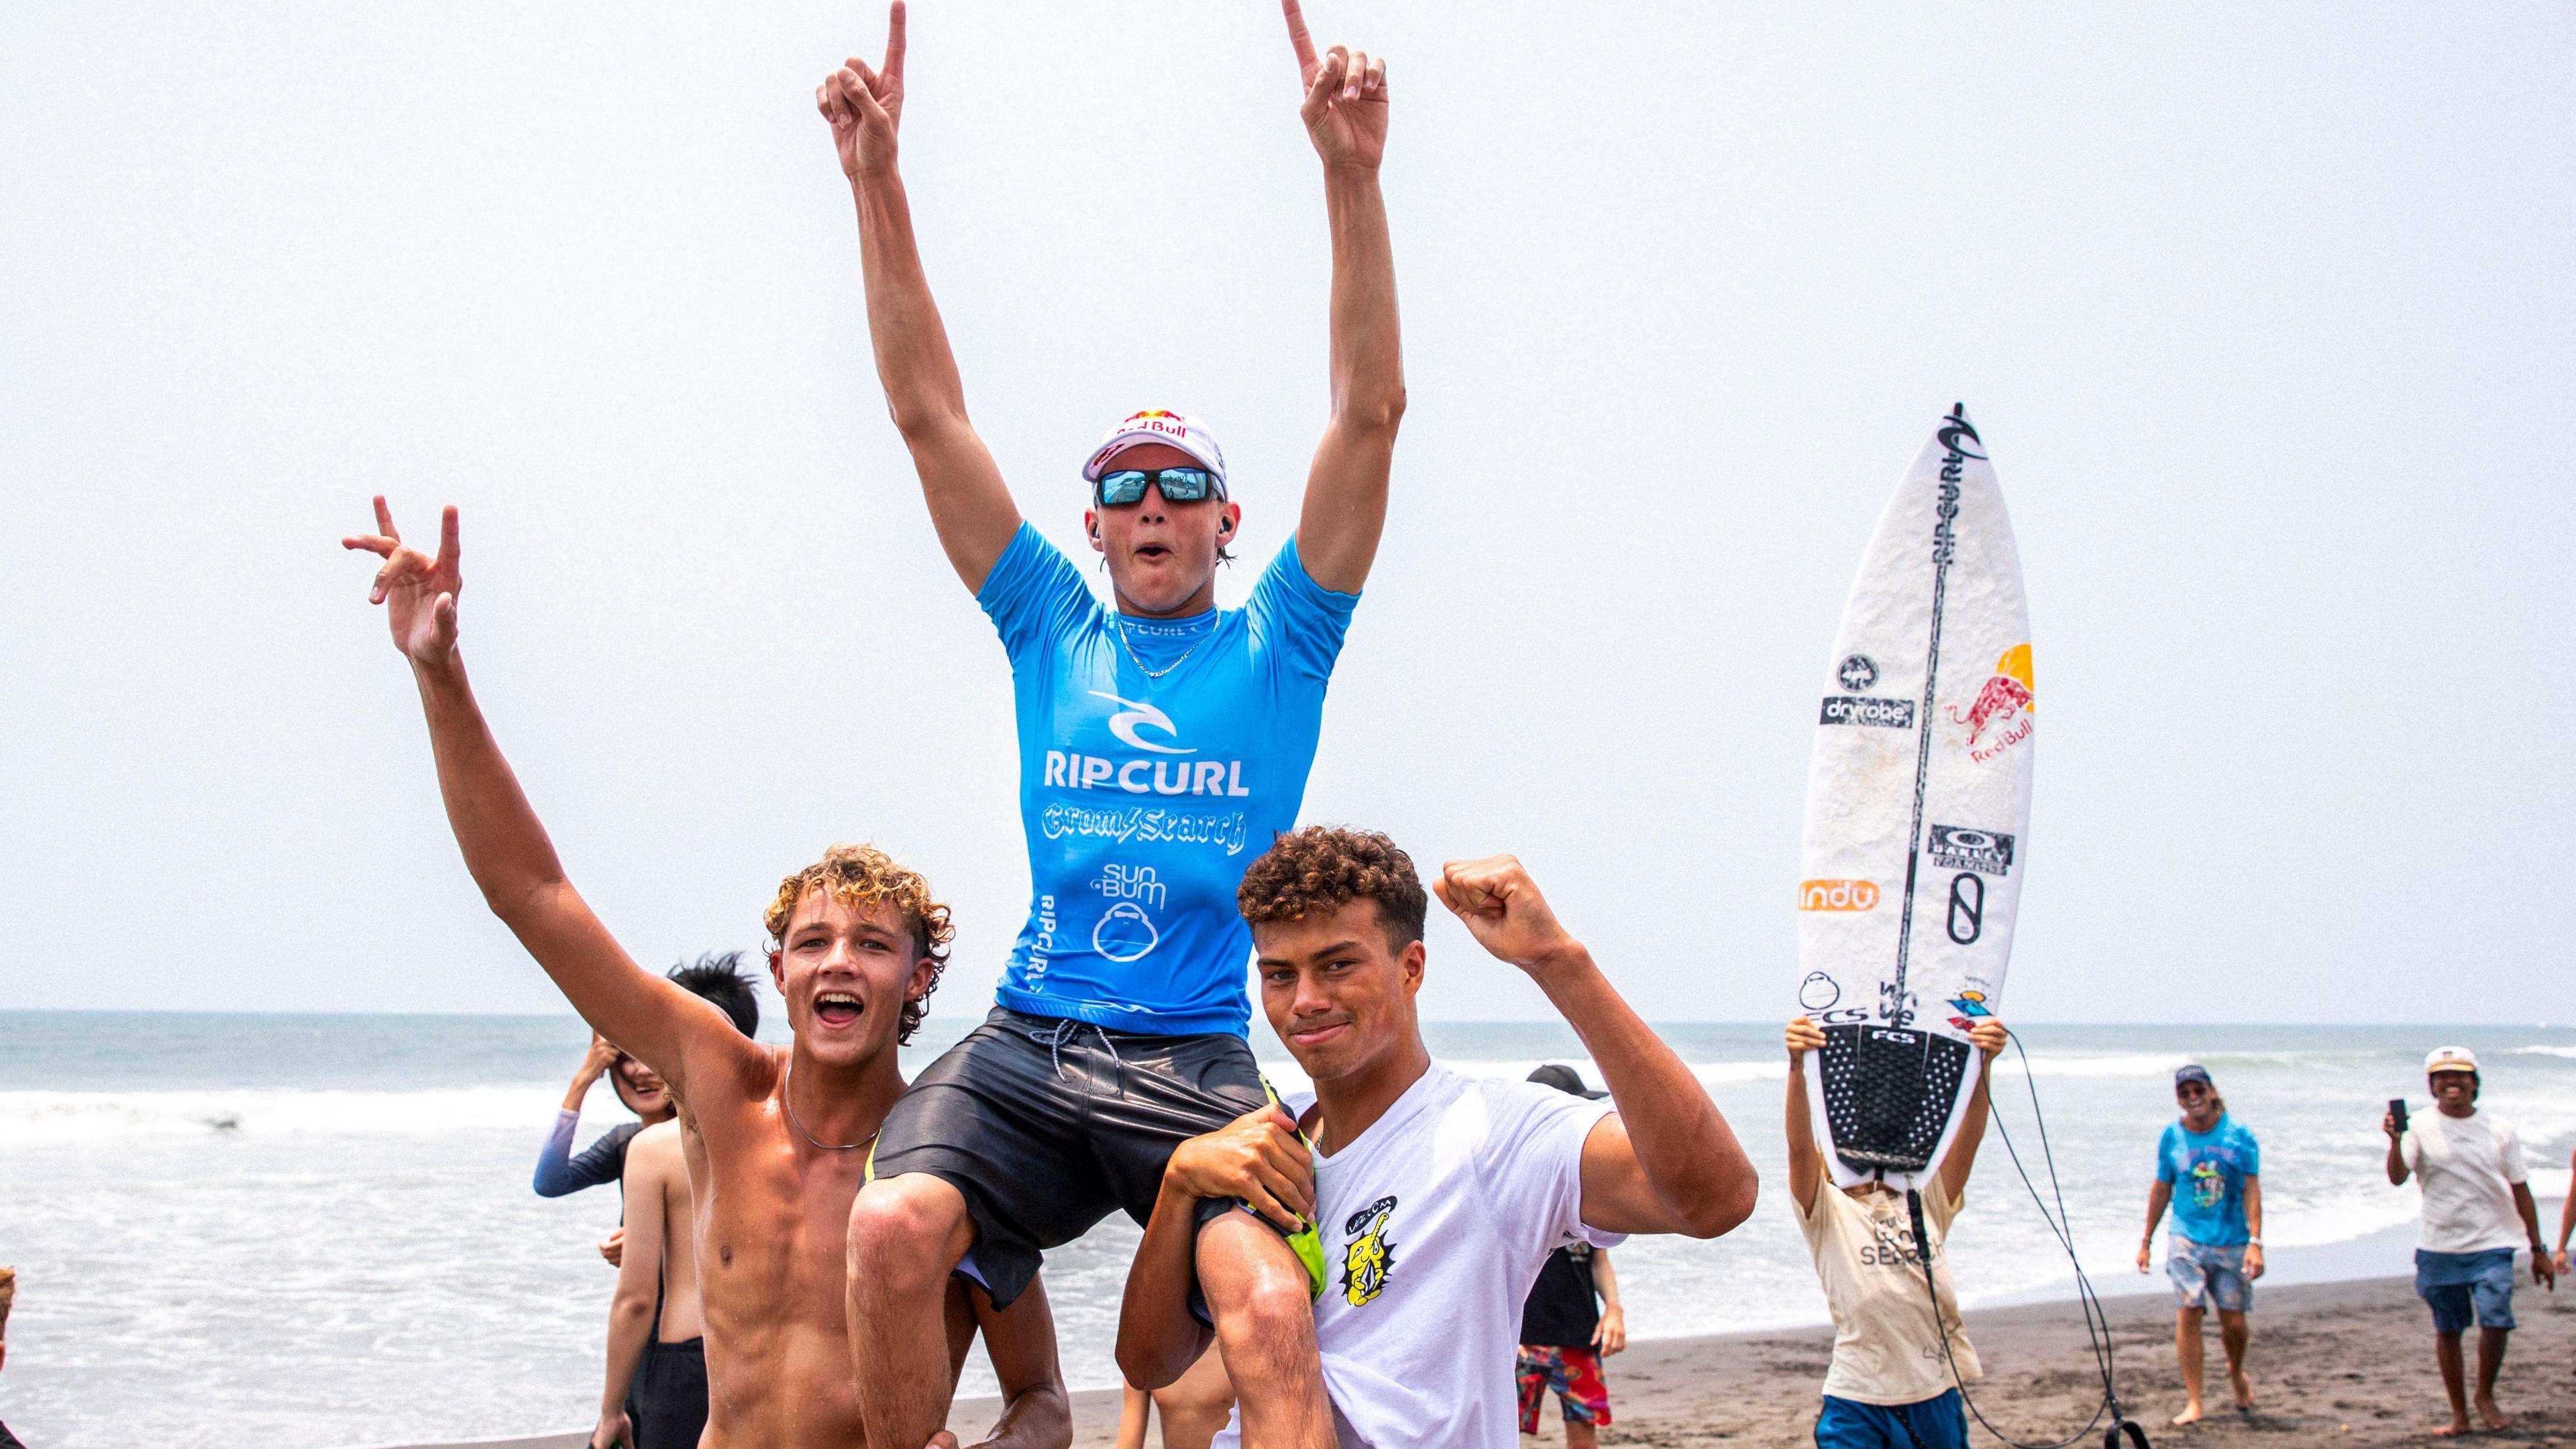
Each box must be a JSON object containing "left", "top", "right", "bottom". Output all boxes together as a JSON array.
[
  {"left": 1820, "top": 696, "right": 1917, "bottom": 729},
  {"left": 1926, "top": 826, "right": 2015, "bottom": 877},
  {"left": 1799, "top": 879, "right": 1880, "bottom": 911}
]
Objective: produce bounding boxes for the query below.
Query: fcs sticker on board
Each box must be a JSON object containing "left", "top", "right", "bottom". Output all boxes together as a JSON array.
[{"left": 1794, "top": 405, "right": 2035, "bottom": 1191}]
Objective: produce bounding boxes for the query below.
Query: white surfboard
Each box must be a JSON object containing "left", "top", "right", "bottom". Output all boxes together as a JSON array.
[{"left": 1796, "top": 405, "right": 2034, "bottom": 1189}]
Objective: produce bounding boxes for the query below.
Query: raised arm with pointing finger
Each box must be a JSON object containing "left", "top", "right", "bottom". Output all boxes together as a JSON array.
[{"left": 820, "top": 0, "right": 1403, "bottom": 598}]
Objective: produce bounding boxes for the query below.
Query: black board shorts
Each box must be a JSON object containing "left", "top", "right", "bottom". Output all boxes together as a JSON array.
[
  {"left": 625, "top": 1336, "right": 707, "bottom": 1449},
  {"left": 870, "top": 1006, "right": 1270, "bottom": 1308}
]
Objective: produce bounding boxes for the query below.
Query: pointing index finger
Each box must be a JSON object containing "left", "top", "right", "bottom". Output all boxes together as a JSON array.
[
  {"left": 884, "top": 0, "right": 907, "bottom": 83},
  {"left": 1281, "top": 0, "right": 1318, "bottom": 76}
]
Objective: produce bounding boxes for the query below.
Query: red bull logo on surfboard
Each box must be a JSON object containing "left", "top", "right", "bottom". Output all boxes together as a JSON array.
[{"left": 1949, "top": 643, "right": 2034, "bottom": 760}]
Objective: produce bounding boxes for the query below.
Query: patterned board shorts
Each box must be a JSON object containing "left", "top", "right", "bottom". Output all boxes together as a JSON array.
[
  {"left": 1517, "top": 1344, "right": 1613, "bottom": 1433},
  {"left": 2166, "top": 1235, "right": 2251, "bottom": 1313}
]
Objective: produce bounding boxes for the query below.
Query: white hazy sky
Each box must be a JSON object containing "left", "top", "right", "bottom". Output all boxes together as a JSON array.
[{"left": 3, "top": 2, "right": 2570, "bottom": 1024}]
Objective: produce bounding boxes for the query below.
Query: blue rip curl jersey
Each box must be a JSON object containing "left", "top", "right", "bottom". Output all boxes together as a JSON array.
[{"left": 977, "top": 522, "right": 1359, "bottom": 1036}]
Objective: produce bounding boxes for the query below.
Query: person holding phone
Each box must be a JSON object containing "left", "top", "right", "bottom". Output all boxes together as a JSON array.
[
  {"left": 2135, "top": 1064, "right": 2261, "bottom": 1425},
  {"left": 2386, "top": 1046, "right": 2555, "bottom": 1437}
]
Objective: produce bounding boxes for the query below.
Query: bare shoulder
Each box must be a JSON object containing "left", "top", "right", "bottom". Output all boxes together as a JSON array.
[{"left": 632, "top": 1118, "right": 688, "bottom": 1171}]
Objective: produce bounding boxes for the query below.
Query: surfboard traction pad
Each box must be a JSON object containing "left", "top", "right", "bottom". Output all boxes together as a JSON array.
[{"left": 1819, "top": 1023, "right": 1972, "bottom": 1173}]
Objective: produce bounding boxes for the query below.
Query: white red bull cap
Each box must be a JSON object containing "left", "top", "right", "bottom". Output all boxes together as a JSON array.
[
  {"left": 1082, "top": 409, "right": 1228, "bottom": 490},
  {"left": 2424, "top": 1046, "right": 2480, "bottom": 1075}
]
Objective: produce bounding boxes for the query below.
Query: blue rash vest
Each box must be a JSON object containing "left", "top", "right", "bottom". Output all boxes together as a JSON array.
[{"left": 977, "top": 522, "right": 1358, "bottom": 1036}]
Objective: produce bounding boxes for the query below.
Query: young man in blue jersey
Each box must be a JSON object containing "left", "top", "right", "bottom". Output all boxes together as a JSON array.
[{"left": 816, "top": 3, "right": 1401, "bottom": 1446}]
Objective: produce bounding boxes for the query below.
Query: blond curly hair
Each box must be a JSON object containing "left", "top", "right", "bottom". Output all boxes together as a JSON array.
[{"left": 763, "top": 844, "right": 953, "bottom": 1044}]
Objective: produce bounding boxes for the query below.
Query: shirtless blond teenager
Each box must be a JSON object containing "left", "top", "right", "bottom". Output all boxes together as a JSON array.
[{"left": 345, "top": 500, "right": 1070, "bottom": 1449}]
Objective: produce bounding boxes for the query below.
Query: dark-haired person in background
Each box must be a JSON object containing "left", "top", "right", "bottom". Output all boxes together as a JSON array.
[
  {"left": 1515, "top": 1065, "right": 1627, "bottom": 1449},
  {"left": 1116, "top": 829, "right": 1756, "bottom": 1449},
  {"left": 539, "top": 956, "right": 761, "bottom": 1243},
  {"left": 595, "top": 953, "right": 762, "bottom": 1449}
]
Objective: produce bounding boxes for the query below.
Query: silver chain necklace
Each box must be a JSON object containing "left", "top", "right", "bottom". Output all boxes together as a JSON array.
[
  {"left": 1112, "top": 614, "right": 1208, "bottom": 681},
  {"left": 781, "top": 1059, "right": 878, "bottom": 1152}
]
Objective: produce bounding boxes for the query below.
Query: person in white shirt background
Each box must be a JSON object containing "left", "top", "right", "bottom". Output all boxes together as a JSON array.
[
  {"left": 1113, "top": 826, "right": 1760, "bottom": 1449},
  {"left": 2383, "top": 1045, "right": 2556, "bottom": 1438}
]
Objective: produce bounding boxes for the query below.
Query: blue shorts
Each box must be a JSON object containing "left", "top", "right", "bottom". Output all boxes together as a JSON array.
[
  {"left": 2416, "top": 1248, "right": 2516, "bottom": 1334},
  {"left": 1815, "top": 1391, "right": 1966, "bottom": 1449},
  {"left": 2166, "top": 1236, "right": 2251, "bottom": 1313}
]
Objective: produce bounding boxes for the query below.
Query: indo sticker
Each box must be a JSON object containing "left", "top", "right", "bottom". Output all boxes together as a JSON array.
[{"left": 1798, "top": 879, "right": 1880, "bottom": 911}]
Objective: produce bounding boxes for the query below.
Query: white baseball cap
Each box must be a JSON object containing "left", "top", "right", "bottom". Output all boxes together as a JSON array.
[
  {"left": 2424, "top": 1045, "right": 2480, "bottom": 1075},
  {"left": 1082, "top": 409, "right": 1229, "bottom": 490}
]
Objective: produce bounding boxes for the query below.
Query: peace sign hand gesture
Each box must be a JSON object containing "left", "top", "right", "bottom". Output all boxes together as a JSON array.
[
  {"left": 818, "top": 1, "right": 908, "bottom": 180},
  {"left": 1283, "top": 0, "right": 1387, "bottom": 172},
  {"left": 342, "top": 495, "right": 462, "bottom": 670}
]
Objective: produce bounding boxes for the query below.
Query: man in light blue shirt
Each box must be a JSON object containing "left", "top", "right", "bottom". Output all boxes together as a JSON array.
[
  {"left": 821, "top": 3, "right": 1404, "bottom": 1445},
  {"left": 2137, "top": 1064, "right": 2263, "bottom": 1426}
]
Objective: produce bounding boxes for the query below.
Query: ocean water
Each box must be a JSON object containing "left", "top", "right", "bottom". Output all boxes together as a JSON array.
[{"left": 3, "top": 1012, "right": 2573, "bottom": 1448}]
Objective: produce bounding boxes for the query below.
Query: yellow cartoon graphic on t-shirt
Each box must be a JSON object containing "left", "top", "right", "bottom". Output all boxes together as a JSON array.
[{"left": 1340, "top": 1195, "right": 1399, "bottom": 1307}]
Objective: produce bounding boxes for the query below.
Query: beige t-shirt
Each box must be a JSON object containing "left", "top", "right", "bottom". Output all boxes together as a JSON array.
[{"left": 1794, "top": 1179, "right": 1980, "bottom": 1406}]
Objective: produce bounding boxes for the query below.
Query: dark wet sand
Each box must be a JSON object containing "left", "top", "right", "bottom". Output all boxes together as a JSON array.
[{"left": 376, "top": 1265, "right": 2576, "bottom": 1448}]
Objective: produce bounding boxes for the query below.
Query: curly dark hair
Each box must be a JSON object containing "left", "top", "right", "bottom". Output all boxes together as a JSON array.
[
  {"left": 763, "top": 844, "right": 953, "bottom": 1044},
  {"left": 1237, "top": 826, "right": 1428, "bottom": 953}
]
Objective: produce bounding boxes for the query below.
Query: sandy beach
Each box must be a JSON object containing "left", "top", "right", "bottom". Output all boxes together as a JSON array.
[{"left": 376, "top": 1262, "right": 2576, "bottom": 1449}]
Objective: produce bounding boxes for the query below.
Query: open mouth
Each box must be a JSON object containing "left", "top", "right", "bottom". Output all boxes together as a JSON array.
[{"left": 815, "top": 991, "right": 863, "bottom": 1029}]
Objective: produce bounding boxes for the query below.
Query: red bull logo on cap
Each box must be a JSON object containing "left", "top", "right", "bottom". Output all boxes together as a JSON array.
[{"left": 1949, "top": 643, "right": 2034, "bottom": 760}]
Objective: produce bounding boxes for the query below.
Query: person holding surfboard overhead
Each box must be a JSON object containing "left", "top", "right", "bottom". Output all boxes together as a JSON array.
[
  {"left": 1784, "top": 1012, "right": 2007, "bottom": 1449},
  {"left": 816, "top": 3, "right": 1403, "bottom": 1445}
]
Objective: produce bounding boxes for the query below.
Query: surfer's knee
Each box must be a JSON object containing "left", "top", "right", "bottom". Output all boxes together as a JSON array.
[
  {"left": 847, "top": 1171, "right": 973, "bottom": 1280},
  {"left": 1199, "top": 1218, "right": 1316, "bottom": 1365}
]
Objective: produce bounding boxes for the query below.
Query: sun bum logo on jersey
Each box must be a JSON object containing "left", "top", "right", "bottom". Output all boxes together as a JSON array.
[
  {"left": 1819, "top": 696, "right": 1917, "bottom": 729},
  {"left": 1927, "top": 825, "right": 2014, "bottom": 877},
  {"left": 1798, "top": 879, "right": 1880, "bottom": 911}
]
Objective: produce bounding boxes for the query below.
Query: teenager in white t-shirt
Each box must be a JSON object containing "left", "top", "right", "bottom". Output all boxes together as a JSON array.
[
  {"left": 1113, "top": 828, "right": 1762, "bottom": 1449},
  {"left": 1783, "top": 1014, "right": 2007, "bottom": 1449},
  {"left": 2382, "top": 1045, "right": 2556, "bottom": 1438}
]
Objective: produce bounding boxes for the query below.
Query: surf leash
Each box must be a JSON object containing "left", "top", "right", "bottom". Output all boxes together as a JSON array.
[{"left": 1905, "top": 1029, "right": 2149, "bottom": 1449}]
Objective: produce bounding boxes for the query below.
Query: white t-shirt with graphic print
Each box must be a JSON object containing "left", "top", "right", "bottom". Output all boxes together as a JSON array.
[{"left": 1212, "top": 1062, "right": 1621, "bottom": 1449}]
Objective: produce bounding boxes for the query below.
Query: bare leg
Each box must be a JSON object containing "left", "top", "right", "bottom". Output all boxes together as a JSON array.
[
  {"left": 1196, "top": 1211, "right": 1334, "bottom": 1449},
  {"left": 2473, "top": 1326, "right": 2510, "bottom": 1430},
  {"left": 1151, "top": 1342, "right": 1240, "bottom": 1449},
  {"left": 2432, "top": 1331, "right": 2470, "bottom": 1437},
  {"left": 1564, "top": 1418, "right": 1599, "bottom": 1449},
  {"left": 2216, "top": 1307, "right": 2252, "bottom": 1409},
  {"left": 2170, "top": 1306, "right": 2206, "bottom": 1425},
  {"left": 848, "top": 1173, "right": 979, "bottom": 1449}
]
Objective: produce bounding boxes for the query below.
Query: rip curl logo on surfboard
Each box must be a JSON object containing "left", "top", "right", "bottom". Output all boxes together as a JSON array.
[{"left": 1340, "top": 1195, "right": 1399, "bottom": 1307}]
